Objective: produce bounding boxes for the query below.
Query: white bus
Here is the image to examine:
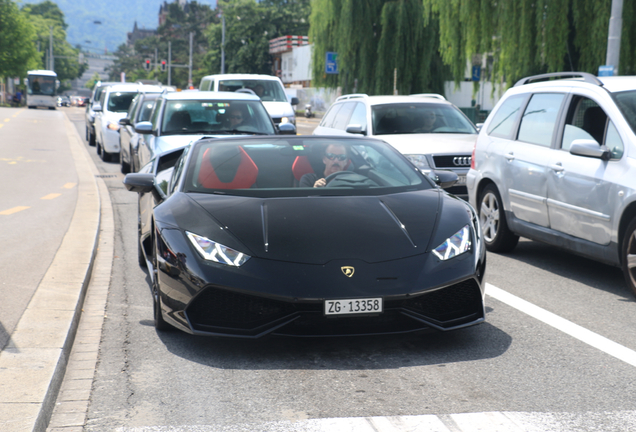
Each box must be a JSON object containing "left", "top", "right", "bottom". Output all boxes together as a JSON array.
[{"left": 26, "top": 70, "right": 58, "bottom": 109}]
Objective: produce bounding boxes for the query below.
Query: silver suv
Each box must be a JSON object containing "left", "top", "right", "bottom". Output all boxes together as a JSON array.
[
  {"left": 467, "top": 72, "right": 636, "bottom": 296},
  {"left": 313, "top": 94, "right": 478, "bottom": 199}
]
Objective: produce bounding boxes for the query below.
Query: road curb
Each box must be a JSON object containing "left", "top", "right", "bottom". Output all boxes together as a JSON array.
[{"left": 0, "top": 113, "right": 102, "bottom": 432}]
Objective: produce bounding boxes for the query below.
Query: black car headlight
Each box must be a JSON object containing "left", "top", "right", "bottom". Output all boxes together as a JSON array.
[
  {"left": 186, "top": 231, "right": 251, "bottom": 266},
  {"left": 432, "top": 225, "right": 471, "bottom": 260}
]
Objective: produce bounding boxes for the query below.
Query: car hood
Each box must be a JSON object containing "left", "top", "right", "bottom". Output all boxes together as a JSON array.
[
  {"left": 378, "top": 133, "right": 477, "bottom": 155},
  {"left": 185, "top": 191, "right": 443, "bottom": 265},
  {"left": 262, "top": 101, "right": 295, "bottom": 119},
  {"left": 102, "top": 111, "right": 128, "bottom": 122},
  {"left": 156, "top": 135, "right": 207, "bottom": 154}
]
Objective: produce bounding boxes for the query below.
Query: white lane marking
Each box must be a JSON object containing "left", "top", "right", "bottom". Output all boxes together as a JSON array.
[
  {"left": 486, "top": 283, "right": 636, "bottom": 367},
  {"left": 114, "top": 410, "right": 636, "bottom": 431}
]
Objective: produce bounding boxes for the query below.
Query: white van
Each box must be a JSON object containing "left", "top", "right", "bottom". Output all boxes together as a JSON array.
[{"left": 199, "top": 74, "right": 299, "bottom": 125}]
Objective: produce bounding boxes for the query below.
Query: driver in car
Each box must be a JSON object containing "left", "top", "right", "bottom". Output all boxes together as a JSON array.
[{"left": 300, "top": 143, "right": 351, "bottom": 188}]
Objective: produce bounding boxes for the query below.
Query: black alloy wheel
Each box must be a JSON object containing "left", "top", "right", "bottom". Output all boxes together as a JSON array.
[
  {"left": 621, "top": 218, "right": 636, "bottom": 298},
  {"left": 478, "top": 184, "right": 519, "bottom": 252},
  {"left": 151, "top": 235, "right": 171, "bottom": 331}
]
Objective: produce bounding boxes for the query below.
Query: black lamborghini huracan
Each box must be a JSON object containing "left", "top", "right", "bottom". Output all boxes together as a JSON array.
[{"left": 123, "top": 135, "right": 486, "bottom": 337}]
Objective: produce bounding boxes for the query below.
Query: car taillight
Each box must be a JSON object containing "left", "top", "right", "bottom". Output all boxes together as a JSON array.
[{"left": 470, "top": 143, "right": 476, "bottom": 169}]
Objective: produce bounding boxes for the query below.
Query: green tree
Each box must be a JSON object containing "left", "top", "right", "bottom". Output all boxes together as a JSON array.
[
  {"left": 205, "top": 0, "right": 311, "bottom": 76},
  {"left": 309, "top": 0, "right": 446, "bottom": 95},
  {"left": 0, "top": 0, "right": 40, "bottom": 78},
  {"left": 22, "top": 1, "right": 87, "bottom": 83},
  {"left": 108, "top": 1, "right": 215, "bottom": 88},
  {"left": 84, "top": 72, "right": 102, "bottom": 89},
  {"left": 423, "top": 0, "right": 636, "bottom": 86}
]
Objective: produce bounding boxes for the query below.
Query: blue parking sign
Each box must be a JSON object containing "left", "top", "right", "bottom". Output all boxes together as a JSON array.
[
  {"left": 326, "top": 52, "right": 338, "bottom": 74},
  {"left": 598, "top": 65, "right": 615, "bottom": 77}
]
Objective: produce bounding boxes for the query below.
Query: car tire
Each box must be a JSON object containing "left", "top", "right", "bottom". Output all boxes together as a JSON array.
[
  {"left": 88, "top": 130, "right": 96, "bottom": 146},
  {"left": 99, "top": 141, "right": 112, "bottom": 162},
  {"left": 137, "top": 208, "right": 146, "bottom": 268},
  {"left": 152, "top": 237, "right": 171, "bottom": 331},
  {"left": 621, "top": 218, "right": 636, "bottom": 298},
  {"left": 478, "top": 184, "right": 519, "bottom": 252},
  {"left": 120, "top": 146, "right": 131, "bottom": 174}
]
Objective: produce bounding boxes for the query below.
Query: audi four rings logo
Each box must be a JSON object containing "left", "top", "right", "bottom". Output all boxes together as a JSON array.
[{"left": 453, "top": 156, "right": 472, "bottom": 166}]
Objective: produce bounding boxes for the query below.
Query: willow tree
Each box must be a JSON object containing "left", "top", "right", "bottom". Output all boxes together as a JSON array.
[
  {"left": 310, "top": 0, "right": 446, "bottom": 95},
  {"left": 424, "top": 0, "right": 630, "bottom": 86}
]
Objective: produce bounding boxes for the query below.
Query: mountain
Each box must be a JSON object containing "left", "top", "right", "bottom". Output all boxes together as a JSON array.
[{"left": 19, "top": 0, "right": 218, "bottom": 53}]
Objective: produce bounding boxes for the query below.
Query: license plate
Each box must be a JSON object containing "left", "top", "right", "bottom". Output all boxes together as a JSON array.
[
  {"left": 456, "top": 175, "right": 467, "bottom": 185},
  {"left": 324, "top": 298, "right": 383, "bottom": 315}
]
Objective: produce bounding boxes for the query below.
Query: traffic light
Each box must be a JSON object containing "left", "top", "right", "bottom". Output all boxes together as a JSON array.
[
  {"left": 161, "top": 59, "right": 167, "bottom": 71},
  {"left": 144, "top": 59, "right": 151, "bottom": 70}
]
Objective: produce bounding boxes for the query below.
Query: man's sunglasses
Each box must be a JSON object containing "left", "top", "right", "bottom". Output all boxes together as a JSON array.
[{"left": 324, "top": 153, "right": 348, "bottom": 161}]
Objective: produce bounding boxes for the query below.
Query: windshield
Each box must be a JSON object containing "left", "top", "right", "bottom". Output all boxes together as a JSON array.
[
  {"left": 138, "top": 99, "right": 157, "bottom": 122},
  {"left": 183, "top": 137, "right": 428, "bottom": 198},
  {"left": 161, "top": 99, "right": 276, "bottom": 135},
  {"left": 218, "top": 79, "right": 287, "bottom": 102},
  {"left": 107, "top": 91, "right": 137, "bottom": 113},
  {"left": 372, "top": 103, "right": 477, "bottom": 135},
  {"left": 613, "top": 90, "right": 636, "bottom": 135},
  {"left": 27, "top": 75, "right": 56, "bottom": 96}
]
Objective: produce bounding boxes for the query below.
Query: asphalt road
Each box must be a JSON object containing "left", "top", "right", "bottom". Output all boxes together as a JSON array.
[
  {"left": 0, "top": 107, "right": 79, "bottom": 350},
  {"left": 53, "top": 109, "right": 636, "bottom": 431}
]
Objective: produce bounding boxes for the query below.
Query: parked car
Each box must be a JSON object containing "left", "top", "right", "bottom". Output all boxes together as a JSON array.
[
  {"left": 85, "top": 81, "right": 133, "bottom": 146},
  {"left": 467, "top": 71, "right": 636, "bottom": 297},
  {"left": 312, "top": 94, "right": 479, "bottom": 199},
  {"left": 93, "top": 84, "right": 163, "bottom": 161},
  {"left": 118, "top": 92, "right": 161, "bottom": 173},
  {"left": 123, "top": 135, "right": 486, "bottom": 336},
  {"left": 133, "top": 90, "right": 296, "bottom": 170},
  {"left": 198, "top": 73, "right": 299, "bottom": 125}
]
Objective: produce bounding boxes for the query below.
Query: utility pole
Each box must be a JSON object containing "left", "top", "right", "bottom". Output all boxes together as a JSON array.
[
  {"left": 606, "top": 0, "right": 623, "bottom": 75},
  {"left": 49, "top": 26, "right": 54, "bottom": 71},
  {"left": 168, "top": 41, "right": 172, "bottom": 87},
  {"left": 221, "top": 14, "right": 225, "bottom": 74},
  {"left": 188, "top": 32, "right": 193, "bottom": 88},
  {"left": 155, "top": 47, "right": 158, "bottom": 71}
]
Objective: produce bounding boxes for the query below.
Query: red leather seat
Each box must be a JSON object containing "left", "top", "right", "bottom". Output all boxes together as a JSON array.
[
  {"left": 292, "top": 155, "right": 314, "bottom": 180},
  {"left": 198, "top": 146, "right": 258, "bottom": 189}
]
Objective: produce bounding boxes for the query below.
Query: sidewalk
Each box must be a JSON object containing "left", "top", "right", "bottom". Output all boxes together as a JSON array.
[{"left": 0, "top": 113, "right": 105, "bottom": 432}]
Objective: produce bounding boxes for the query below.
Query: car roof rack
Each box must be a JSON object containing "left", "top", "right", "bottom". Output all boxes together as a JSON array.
[
  {"left": 409, "top": 93, "right": 446, "bottom": 100},
  {"left": 514, "top": 72, "right": 603, "bottom": 87},
  {"left": 335, "top": 93, "right": 368, "bottom": 101}
]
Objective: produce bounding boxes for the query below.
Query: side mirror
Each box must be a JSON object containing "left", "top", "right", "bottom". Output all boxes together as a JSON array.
[
  {"left": 290, "top": 97, "right": 299, "bottom": 106},
  {"left": 123, "top": 173, "right": 163, "bottom": 202},
  {"left": 92, "top": 103, "right": 102, "bottom": 113},
  {"left": 428, "top": 170, "right": 458, "bottom": 189},
  {"left": 123, "top": 173, "right": 154, "bottom": 193},
  {"left": 277, "top": 123, "right": 297, "bottom": 135},
  {"left": 119, "top": 118, "right": 131, "bottom": 126},
  {"left": 134, "top": 121, "right": 155, "bottom": 135},
  {"left": 570, "top": 139, "right": 611, "bottom": 161},
  {"left": 345, "top": 124, "right": 366, "bottom": 135}
]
